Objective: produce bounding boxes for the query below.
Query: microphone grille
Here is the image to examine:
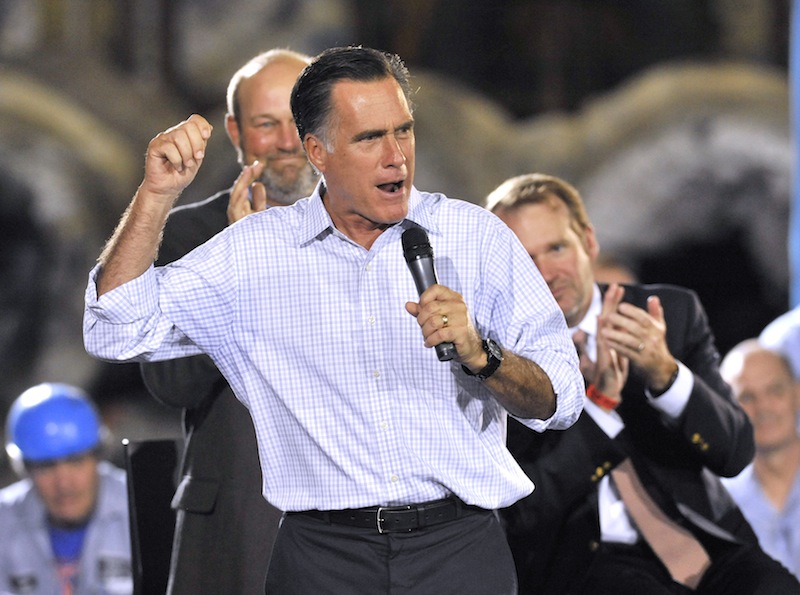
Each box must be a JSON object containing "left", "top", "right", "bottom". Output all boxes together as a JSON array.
[{"left": 401, "top": 226, "right": 432, "bottom": 262}]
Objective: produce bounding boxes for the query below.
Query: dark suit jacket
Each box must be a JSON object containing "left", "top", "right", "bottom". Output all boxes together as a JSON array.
[
  {"left": 502, "top": 283, "right": 757, "bottom": 594},
  {"left": 140, "top": 190, "right": 282, "bottom": 595}
]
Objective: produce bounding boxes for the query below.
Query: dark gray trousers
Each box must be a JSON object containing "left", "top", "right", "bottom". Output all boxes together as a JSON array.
[{"left": 265, "top": 508, "right": 517, "bottom": 594}]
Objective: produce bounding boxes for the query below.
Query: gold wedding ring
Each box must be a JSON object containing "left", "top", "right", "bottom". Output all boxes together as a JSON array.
[{"left": 442, "top": 314, "right": 449, "bottom": 328}]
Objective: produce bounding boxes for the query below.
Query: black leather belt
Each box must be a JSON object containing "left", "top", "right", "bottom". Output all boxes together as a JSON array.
[{"left": 291, "top": 496, "right": 483, "bottom": 534}]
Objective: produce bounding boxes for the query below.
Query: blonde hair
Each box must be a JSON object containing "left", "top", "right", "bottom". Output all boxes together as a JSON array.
[{"left": 486, "top": 173, "right": 591, "bottom": 239}]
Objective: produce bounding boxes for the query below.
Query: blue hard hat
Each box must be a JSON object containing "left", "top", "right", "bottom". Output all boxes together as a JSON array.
[{"left": 5, "top": 383, "right": 101, "bottom": 465}]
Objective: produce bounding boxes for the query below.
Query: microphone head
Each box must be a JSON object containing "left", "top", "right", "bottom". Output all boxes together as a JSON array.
[{"left": 401, "top": 226, "right": 433, "bottom": 262}]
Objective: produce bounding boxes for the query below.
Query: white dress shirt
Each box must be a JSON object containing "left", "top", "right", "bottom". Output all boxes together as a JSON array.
[
  {"left": 574, "top": 285, "right": 694, "bottom": 543},
  {"left": 84, "top": 184, "right": 585, "bottom": 512}
]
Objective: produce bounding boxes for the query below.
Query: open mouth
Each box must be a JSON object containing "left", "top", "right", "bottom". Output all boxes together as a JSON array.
[
  {"left": 378, "top": 181, "right": 404, "bottom": 193},
  {"left": 268, "top": 154, "right": 305, "bottom": 164}
]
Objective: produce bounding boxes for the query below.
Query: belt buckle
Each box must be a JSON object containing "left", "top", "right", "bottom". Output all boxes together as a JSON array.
[
  {"left": 376, "top": 507, "right": 386, "bottom": 534},
  {"left": 376, "top": 504, "right": 413, "bottom": 534}
]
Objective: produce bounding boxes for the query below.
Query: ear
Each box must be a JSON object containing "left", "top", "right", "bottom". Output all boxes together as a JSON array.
[
  {"left": 792, "top": 378, "right": 800, "bottom": 412},
  {"left": 583, "top": 223, "right": 601, "bottom": 262},
  {"left": 304, "top": 134, "right": 328, "bottom": 173},
  {"left": 224, "top": 113, "right": 241, "bottom": 150}
]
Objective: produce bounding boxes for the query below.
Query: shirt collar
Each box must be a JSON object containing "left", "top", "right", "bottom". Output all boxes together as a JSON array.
[
  {"left": 403, "top": 187, "right": 440, "bottom": 238},
  {"left": 297, "top": 182, "right": 440, "bottom": 246},
  {"left": 571, "top": 283, "right": 602, "bottom": 338},
  {"left": 297, "top": 181, "right": 334, "bottom": 246}
]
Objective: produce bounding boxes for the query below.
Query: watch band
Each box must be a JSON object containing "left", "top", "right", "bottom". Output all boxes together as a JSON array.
[{"left": 462, "top": 339, "right": 503, "bottom": 381}]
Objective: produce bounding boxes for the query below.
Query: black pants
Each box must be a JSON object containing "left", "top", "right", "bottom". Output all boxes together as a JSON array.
[{"left": 265, "top": 508, "right": 516, "bottom": 594}]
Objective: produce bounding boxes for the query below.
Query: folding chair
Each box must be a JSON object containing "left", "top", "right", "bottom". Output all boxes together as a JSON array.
[{"left": 123, "top": 438, "right": 182, "bottom": 595}]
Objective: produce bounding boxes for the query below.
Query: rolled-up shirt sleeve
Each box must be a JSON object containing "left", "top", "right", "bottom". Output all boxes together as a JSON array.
[
  {"left": 522, "top": 344, "right": 585, "bottom": 432},
  {"left": 83, "top": 263, "right": 202, "bottom": 363},
  {"left": 473, "top": 214, "right": 584, "bottom": 433},
  {"left": 509, "top": 308, "right": 584, "bottom": 433}
]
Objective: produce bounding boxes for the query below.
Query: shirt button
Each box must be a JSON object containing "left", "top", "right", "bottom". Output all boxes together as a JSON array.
[
  {"left": 368, "top": 315, "right": 376, "bottom": 325},
  {"left": 380, "top": 421, "right": 389, "bottom": 430},
  {"left": 373, "top": 370, "right": 381, "bottom": 378},
  {"left": 391, "top": 475, "right": 399, "bottom": 483}
]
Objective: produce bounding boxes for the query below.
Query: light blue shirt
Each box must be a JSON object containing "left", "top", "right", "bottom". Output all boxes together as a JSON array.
[
  {"left": 722, "top": 464, "right": 800, "bottom": 579},
  {"left": 84, "top": 185, "right": 584, "bottom": 512}
]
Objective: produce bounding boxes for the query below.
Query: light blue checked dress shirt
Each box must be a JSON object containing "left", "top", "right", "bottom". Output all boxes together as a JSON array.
[{"left": 84, "top": 185, "right": 583, "bottom": 511}]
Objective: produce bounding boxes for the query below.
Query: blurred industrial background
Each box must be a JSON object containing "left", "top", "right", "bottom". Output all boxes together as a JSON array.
[{"left": 0, "top": 0, "right": 793, "bottom": 483}]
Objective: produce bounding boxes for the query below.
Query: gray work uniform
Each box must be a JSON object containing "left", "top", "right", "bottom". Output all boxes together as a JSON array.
[{"left": 0, "top": 461, "right": 132, "bottom": 594}]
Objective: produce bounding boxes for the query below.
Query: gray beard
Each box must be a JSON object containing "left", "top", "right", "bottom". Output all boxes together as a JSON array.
[{"left": 260, "top": 163, "right": 319, "bottom": 206}]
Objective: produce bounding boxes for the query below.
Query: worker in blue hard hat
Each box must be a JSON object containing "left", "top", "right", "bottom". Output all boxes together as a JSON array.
[{"left": 0, "top": 383, "right": 132, "bottom": 594}]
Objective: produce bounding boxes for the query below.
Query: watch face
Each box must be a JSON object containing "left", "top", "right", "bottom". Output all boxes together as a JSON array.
[
  {"left": 486, "top": 339, "right": 502, "bottom": 361},
  {"left": 476, "top": 339, "right": 503, "bottom": 380},
  {"left": 462, "top": 339, "right": 503, "bottom": 380}
]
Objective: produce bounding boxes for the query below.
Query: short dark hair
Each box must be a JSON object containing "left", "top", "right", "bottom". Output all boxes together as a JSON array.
[{"left": 291, "top": 46, "right": 414, "bottom": 148}]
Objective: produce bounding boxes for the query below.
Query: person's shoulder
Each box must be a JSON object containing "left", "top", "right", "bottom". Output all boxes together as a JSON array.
[
  {"left": 169, "top": 188, "right": 230, "bottom": 218},
  {"left": 761, "top": 305, "right": 800, "bottom": 343},
  {"left": 0, "top": 483, "right": 27, "bottom": 531},
  {"left": 95, "top": 461, "right": 130, "bottom": 515},
  {"left": 236, "top": 197, "right": 306, "bottom": 226},
  {"left": 719, "top": 463, "right": 757, "bottom": 499},
  {"left": 624, "top": 282, "right": 699, "bottom": 303},
  {"left": 418, "top": 190, "right": 509, "bottom": 234},
  {"left": 760, "top": 307, "right": 800, "bottom": 377},
  {"left": 97, "top": 460, "right": 127, "bottom": 487},
  {"left": 0, "top": 478, "right": 34, "bottom": 511},
  {"left": 606, "top": 283, "right": 703, "bottom": 316},
  {"left": 159, "top": 189, "right": 231, "bottom": 262},
  {"left": 230, "top": 195, "right": 318, "bottom": 246},
  {"left": 421, "top": 191, "right": 489, "bottom": 215}
]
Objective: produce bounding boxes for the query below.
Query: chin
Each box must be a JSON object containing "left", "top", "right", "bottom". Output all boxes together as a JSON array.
[{"left": 561, "top": 305, "right": 582, "bottom": 326}]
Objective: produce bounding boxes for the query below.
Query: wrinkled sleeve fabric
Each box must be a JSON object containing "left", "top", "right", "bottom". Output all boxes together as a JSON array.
[
  {"left": 466, "top": 208, "right": 584, "bottom": 433},
  {"left": 83, "top": 226, "right": 238, "bottom": 363}
]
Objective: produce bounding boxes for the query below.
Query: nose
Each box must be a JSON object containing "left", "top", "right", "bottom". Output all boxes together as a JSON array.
[
  {"left": 278, "top": 123, "right": 301, "bottom": 151},
  {"left": 50, "top": 462, "right": 75, "bottom": 490},
  {"left": 382, "top": 134, "right": 406, "bottom": 168}
]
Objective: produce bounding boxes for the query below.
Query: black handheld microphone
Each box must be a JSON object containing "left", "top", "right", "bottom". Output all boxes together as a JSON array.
[{"left": 401, "top": 226, "right": 456, "bottom": 362}]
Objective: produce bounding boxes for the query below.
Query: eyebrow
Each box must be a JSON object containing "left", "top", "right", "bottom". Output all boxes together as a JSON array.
[
  {"left": 249, "top": 114, "right": 280, "bottom": 123},
  {"left": 351, "top": 119, "right": 415, "bottom": 143}
]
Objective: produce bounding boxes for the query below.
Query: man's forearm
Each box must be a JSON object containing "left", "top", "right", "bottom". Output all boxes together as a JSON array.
[
  {"left": 485, "top": 352, "right": 557, "bottom": 419},
  {"left": 96, "top": 115, "right": 213, "bottom": 296},
  {"left": 97, "top": 188, "right": 174, "bottom": 296}
]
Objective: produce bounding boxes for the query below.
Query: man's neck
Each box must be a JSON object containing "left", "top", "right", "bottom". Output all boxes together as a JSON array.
[
  {"left": 753, "top": 438, "right": 800, "bottom": 510},
  {"left": 569, "top": 284, "right": 601, "bottom": 332},
  {"left": 320, "top": 185, "right": 398, "bottom": 250}
]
